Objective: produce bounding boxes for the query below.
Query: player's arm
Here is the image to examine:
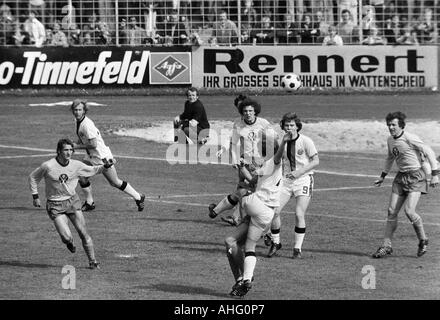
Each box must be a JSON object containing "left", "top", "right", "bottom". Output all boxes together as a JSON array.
[
  {"left": 375, "top": 145, "right": 395, "bottom": 186},
  {"left": 230, "top": 127, "right": 240, "bottom": 167},
  {"left": 28, "top": 165, "right": 45, "bottom": 207},
  {"left": 273, "top": 134, "right": 287, "bottom": 165},
  {"left": 73, "top": 137, "right": 97, "bottom": 150},
  {"left": 77, "top": 160, "right": 113, "bottom": 177},
  {"left": 407, "top": 134, "right": 439, "bottom": 187},
  {"left": 289, "top": 153, "right": 319, "bottom": 179},
  {"left": 420, "top": 145, "right": 439, "bottom": 187}
]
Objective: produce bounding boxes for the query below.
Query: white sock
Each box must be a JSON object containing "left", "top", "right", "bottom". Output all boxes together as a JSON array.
[
  {"left": 243, "top": 254, "right": 256, "bottom": 281},
  {"left": 272, "top": 233, "right": 280, "bottom": 244},
  {"left": 122, "top": 183, "right": 140, "bottom": 200},
  {"left": 214, "top": 197, "right": 235, "bottom": 215}
]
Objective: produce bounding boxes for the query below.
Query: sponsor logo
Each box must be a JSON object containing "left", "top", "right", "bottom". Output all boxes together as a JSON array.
[
  {"left": 0, "top": 51, "right": 150, "bottom": 86},
  {"left": 154, "top": 55, "right": 187, "bottom": 81}
]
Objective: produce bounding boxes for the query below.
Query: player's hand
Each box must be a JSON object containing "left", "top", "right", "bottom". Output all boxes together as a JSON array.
[
  {"left": 374, "top": 177, "right": 384, "bottom": 187},
  {"left": 103, "top": 158, "right": 115, "bottom": 169},
  {"left": 189, "top": 119, "right": 198, "bottom": 127},
  {"left": 286, "top": 172, "right": 296, "bottom": 180},
  {"left": 232, "top": 163, "right": 239, "bottom": 170},
  {"left": 430, "top": 175, "right": 439, "bottom": 188},
  {"left": 33, "top": 198, "right": 41, "bottom": 207}
]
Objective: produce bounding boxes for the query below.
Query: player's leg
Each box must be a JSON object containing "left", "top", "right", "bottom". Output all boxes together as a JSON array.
[
  {"left": 79, "top": 176, "right": 95, "bottom": 211},
  {"left": 68, "top": 210, "right": 99, "bottom": 268},
  {"left": 403, "top": 191, "right": 428, "bottom": 256},
  {"left": 225, "top": 221, "right": 248, "bottom": 284},
  {"left": 292, "top": 195, "right": 312, "bottom": 258},
  {"left": 211, "top": 193, "right": 239, "bottom": 217},
  {"left": 53, "top": 214, "right": 76, "bottom": 253},
  {"left": 267, "top": 189, "right": 291, "bottom": 257},
  {"left": 103, "top": 165, "right": 145, "bottom": 211},
  {"left": 372, "top": 192, "right": 405, "bottom": 258}
]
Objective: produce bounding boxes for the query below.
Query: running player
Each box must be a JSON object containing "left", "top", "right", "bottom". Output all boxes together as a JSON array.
[
  {"left": 28, "top": 138, "right": 113, "bottom": 269},
  {"left": 224, "top": 131, "right": 283, "bottom": 297},
  {"left": 372, "top": 111, "right": 439, "bottom": 258},
  {"left": 265, "top": 112, "right": 319, "bottom": 259},
  {"left": 70, "top": 99, "right": 145, "bottom": 212}
]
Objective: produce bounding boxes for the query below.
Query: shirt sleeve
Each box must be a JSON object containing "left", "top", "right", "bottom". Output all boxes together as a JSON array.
[
  {"left": 82, "top": 119, "right": 99, "bottom": 140},
  {"left": 406, "top": 132, "right": 430, "bottom": 155},
  {"left": 304, "top": 136, "right": 318, "bottom": 158},
  {"left": 77, "top": 162, "right": 104, "bottom": 178},
  {"left": 383, "top": 138, "right": 395, "bottom": 173},
  {"left": 28, "top": 164, "right": 47, "bottom": 195}
]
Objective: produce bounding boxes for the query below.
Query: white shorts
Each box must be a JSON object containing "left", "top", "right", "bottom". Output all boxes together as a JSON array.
[
  {"left": 280, "top": 174, "right": 314, "bottom": 198},
  {"left": 242, "top": 193, "right": 275, "bottom": 231},
  {"left": 83, "top": 155, "right": 114, "bottom": 166}
]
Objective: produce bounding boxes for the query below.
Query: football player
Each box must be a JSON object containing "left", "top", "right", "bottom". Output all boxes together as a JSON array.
[
  {"left": 264, "top": 112, "right": 319, "bottom": 259},
  {"left": 28, "top": 138, "right": 113, "bottom": 269},
  {"left": 70, "top": 99, "right": 145, "bottom": 212},
  {"left": 372, "top": 111, "right": 439, "bottom": 258}
]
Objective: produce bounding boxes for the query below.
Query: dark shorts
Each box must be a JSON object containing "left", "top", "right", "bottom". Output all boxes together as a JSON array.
[
  {"left": 392, "top": 168, "right": 427, "bottom": 196},
  {"left": 46, "top": 194, "right": 81, "bottom": 221}
]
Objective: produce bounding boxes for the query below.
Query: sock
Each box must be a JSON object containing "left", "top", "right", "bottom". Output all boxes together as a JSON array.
[
  {"left": 214, "top": 196, "right": 235, "bottom": 215},
  {"left": 411, "top": 215, "right": 427, "bottom": 241},
  {"left": 120, "top": 181, "right": 141, "bottom": 200},
  {"left": 243, "top": 252, "right": 256, "bottom": 282},
  {"left": 294, "top": 226, "right": 306, "bottom": 250},
  {"left": 82, "top": 186, "right": 94, "bottom": 204},
  {"left": 271, "top": 228, "right": 281, "bottom": 244},
  {"left": 82, "top": 236, "right": 96, "bottom": 262}
]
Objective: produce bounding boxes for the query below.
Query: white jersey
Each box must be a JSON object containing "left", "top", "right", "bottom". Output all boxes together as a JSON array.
[
  {"left": 282, "top": 134, "right": 318, "bottom": 177},
  {"left": 253, "top": 157, "right": 283, "bottom": 207},
  {"left": 76, "top": 116, "right": 113, "bottom": 160},
  {"left": 231, "top": 117, "right": 274, "bottom": 164},
  {"left": 29, "top": 158, "right": 104, "bottom": 201}
]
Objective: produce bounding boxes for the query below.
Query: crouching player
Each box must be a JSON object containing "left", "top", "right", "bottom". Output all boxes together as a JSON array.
[
  {"left": 28, "top": 138, "right": 113, "bottom": 269},
  {"left": 223, "top": 131, "right": 284, "bottom": 297}
]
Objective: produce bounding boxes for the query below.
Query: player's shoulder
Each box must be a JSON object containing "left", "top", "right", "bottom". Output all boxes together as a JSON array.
[
  {"left": 403, "top": 131, "right": 422, "bottom": 141},
  {"left": 298, "top": 134, "right": 315, "bottom": 144},
  {"left": 80, "top": 116, "right": 95, "bottom": 127},
  {"left": 257, "top": 117, "right": 271, "bottom": 126}
]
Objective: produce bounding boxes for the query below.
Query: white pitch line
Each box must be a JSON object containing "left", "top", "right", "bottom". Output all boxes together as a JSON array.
[
  {"left": 0, "top": 144, "right": 389, "bottom": 179},
  {"left": 0, "top": 153, "right": 55, "bottom": 159},
  {"left": 147, "top": 186, "right": 380, "bottom": 200},
  {"left": 143, "top": 198, "right": 440, "bottom": 226}
]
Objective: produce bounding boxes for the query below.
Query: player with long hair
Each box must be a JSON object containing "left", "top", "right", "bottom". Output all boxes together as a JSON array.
[{"left": 70, "top": 99, "right": 145, "bottom": 212}]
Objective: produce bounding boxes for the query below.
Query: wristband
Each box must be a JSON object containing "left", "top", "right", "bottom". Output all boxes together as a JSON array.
[
  {"left": 431, "top": 169, "right": 440, "bottom": 176},
  {"left": 32, "top": 194, "right": 39, "bottom": 200},
  {"left": 380, "top": 172, "right": 387, "bottom": 179}
]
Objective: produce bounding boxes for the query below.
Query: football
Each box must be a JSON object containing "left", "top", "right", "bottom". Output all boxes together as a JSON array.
[{"left": 281, "top": 73, "right": 302, "bottom": 91}]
